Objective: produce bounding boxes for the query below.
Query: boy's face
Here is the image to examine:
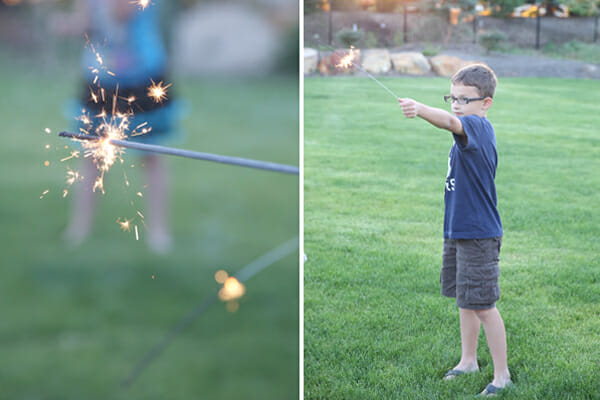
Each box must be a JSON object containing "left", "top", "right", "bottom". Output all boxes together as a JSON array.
[{"left": 449, "top": 83, "right": 493, "bottom": 117}]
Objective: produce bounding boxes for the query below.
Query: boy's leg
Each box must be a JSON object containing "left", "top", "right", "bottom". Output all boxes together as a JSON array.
[
  {"left": 475, "top": 307, "right": 511, "bottom": 387},
  {"left": 63, "top": 158, "right": 98, "bottom": 245},
  {"left": 455, "top": 307, "right": 480, "bottom": 372},
  {"left": 144, "top": 154, "right": 172, "bottom": 253}
]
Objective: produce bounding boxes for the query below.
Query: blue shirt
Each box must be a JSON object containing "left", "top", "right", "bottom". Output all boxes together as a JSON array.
[{"left": 443, "top": 115, "right": 503, "bottom": 239}]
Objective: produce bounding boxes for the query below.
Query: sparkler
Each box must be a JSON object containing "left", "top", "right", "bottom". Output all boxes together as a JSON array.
[
  {"left": 58, "top": 131, "right": 299, "bottom": 175},
  {"left": 322, "top": 42, "right": 400, "bottom": 100},
  {"left": 120, "top": 236, "right": 299, "bottom": 389}
]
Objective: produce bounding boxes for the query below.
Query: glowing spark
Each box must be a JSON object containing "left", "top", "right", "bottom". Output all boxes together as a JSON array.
[
  {"left": 135, "top": 225, "right": 139, "bottom": 241},
  {"left": 61, "top": 150, "right": 80, "bottom": 162},
  {"left": 40, "top": 189, "right": 49, "bottom": 199},
  {"left": 107, "top": 71, "right": 116, "bottom": 77},
  {"left": 147, "top": 79, "right": 171, "bottom": 103},
  {"left": 45, "top": 144, "right": 51, "bottom": 149},
  {"left": 66, "top": 168, "right": 82, "bottom": 186},
  {"left": 117, "top": 217, "right": 133, "bottom": 232},
  {"left": 152, "top": 274, "right": 155, "bottom": 280},
  {"left": 215, "top": 270, "right": 228, "bottom": 284},
  {"left": 93, "top": 175, "right": 104, "bottom": 194},
  {"left": 44, "top": 161, "right": 50, "bottom": 166},
  {"left": 62, "top": 190, "right": 69, "bottom": 198},
  {"left": 45, "top": 128, "right": 51, "bottom": 134},
  {"left": 337, "top": 46, "right": 357, "bottom": 68},
  {"left": 136, "top": 192, "right": 143, "bottom": 198},
  {"left": 136, "top": 211, "right": 144, "bottom": 219},
  {"left": 218, "top": 276, "right": 246, "bottom": 302},
  {"left": 132, "top": 0, "right": 151, "bottom": 10}
]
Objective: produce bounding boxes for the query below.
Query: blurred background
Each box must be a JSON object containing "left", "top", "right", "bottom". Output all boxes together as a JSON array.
[
  {"left": 0, "top": 0, "right": 299, "bottom": 399},
  {"left": 304, "top": 0, "right": 600, "bottom": 78}
]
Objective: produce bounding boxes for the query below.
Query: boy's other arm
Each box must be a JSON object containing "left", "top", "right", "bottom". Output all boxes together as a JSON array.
[{"left": 398, "top": 98, "right": 464, "bottom": 136}]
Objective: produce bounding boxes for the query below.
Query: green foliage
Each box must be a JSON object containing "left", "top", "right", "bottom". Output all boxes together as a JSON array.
[
  {"left": 422, "top": 42, "right": 441, "bottom": 56},
  {"left": 542, "top": 40, "right": 600, "bottom": 63},
  {"left": 393, "top": 31, "right": 404, "bottom": 47},
  {"left": 489, "top": 0, "right": 528, "bottom": 16},
  {"left": 375, "top": 0, "right": 400, "bottom": 12},
  {"left": 304, "top": 76, "right": 600, "bottom": 400},
  {"left": 478, "top": 29, "right": 507, "bottom": 53},
  {"left": 363, "top": 31, "right": 379, "bottom": 48},
  {"left": 564, "top": 0, "right": 599, "bottom": 16},
  {"left": 304, "top": 0, "right": 328, "bottom": 14},
  {"left": 336, "top": 28, "right": 364, "bottom": 47},
  {"left": 331, "top": 0, "right": 360, "bottom": 11}
]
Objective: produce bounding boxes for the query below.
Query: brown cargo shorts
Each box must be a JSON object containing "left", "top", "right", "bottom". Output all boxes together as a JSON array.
[{"left": 441, "top": 237, "right": 502, "bottom": 310}]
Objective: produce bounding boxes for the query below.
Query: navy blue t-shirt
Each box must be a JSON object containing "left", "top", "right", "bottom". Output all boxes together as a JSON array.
[{"left": 443, "top": 115, "right": 503, "bottom": 239}]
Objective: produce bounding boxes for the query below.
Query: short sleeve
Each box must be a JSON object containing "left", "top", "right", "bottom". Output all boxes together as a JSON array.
[{"left": 453, "top": 115, "right": 492, "bottom": 152}]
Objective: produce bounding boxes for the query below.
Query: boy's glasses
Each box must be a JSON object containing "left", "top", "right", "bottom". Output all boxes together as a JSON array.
[{"left": 443, "top": 95, "right": 486, "bottom": 105}]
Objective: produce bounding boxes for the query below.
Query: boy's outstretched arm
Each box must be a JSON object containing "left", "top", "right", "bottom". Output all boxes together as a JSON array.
[{"left": 398, "top": 98, "right": 464, "bottom": 136}]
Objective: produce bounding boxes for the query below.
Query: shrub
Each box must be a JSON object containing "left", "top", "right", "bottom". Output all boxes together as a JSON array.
[
  {"left": 422, "top": 42, "right": 441, "bottom": 56},
  {"left": 363, "top": 31, "right": 379, "bottom": 48},
  {"left": 336, "top": 28, "right": 364, "bottom": 47},
  {"left": 331, "top": 0, "right": 360, "bottom": 11},
  {"left": 478, "top": 29, "right": 507, "bottom": 54},
  {"left": 375, "top": 0, "right": 400, "bottom": 12},
  {"left": 393, "top": 31, "right": 404, "bottom": 47}
]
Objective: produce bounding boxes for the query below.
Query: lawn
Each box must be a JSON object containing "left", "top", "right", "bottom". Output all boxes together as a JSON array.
[
  {"left": 0, "top": 56, "right": 299, "bottom": 399},
  {"left": 304, "top": 76, "right": 600, "bottom": 399}
]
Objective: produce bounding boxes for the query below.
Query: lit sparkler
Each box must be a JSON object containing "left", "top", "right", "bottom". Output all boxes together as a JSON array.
[
  {"left": 322, "top": 41, "right": 400, "bottom": 100},
  {"left": 58, "top": 131, "right": 300, "bottom": 175}
]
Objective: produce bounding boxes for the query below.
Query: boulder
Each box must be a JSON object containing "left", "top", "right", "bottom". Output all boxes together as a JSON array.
[
  {"left": 304, "top": 48, "right": 319, "bottom": 75},
  {"left": 390, "top": 52, "right": 431, "bottom": 75},
  {"left": 429, "top": 55, "right": 465, "bottom": 77},
  {"left": 361, "top": 49, "right": 391, "bottom": 75}
]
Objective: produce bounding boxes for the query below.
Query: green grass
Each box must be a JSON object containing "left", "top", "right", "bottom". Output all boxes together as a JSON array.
[
  {"left": 304, "top": 76, "right": 600, "bottom": 399},
  {"left": 0, "top": 58, "right": 299, "bottom": 399}
]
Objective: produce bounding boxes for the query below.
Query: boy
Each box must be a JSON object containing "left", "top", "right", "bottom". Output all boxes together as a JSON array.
[{"left": 398, "top": 64, "right": 511, "bottom": 397}]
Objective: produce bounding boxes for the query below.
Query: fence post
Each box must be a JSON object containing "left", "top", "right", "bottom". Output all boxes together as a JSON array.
[
  {"left": 535, "top": 9, "right": 541, "bottom": 49},
  {"left": 473, "top": 15, "right": 477, "bottom": 44},
  {"left": 328, "top": 9, "right": 333, "bottom": 45},
  {"left": 594, "top": 14, "right": 598, "bottom": 43},
  {"left": 403, "top": 4, "right": 408, "bottom": 43}
]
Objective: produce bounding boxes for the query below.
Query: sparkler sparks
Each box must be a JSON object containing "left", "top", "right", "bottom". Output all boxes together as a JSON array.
[
  {"left": 117, "top": 217, "right": 133, "bottom": 232},
  {"left": 147, "top": 79, "right": 171, "bottom": 103},
  {"left": 132, "top": 0, "right": 151, "bottom": 10}
]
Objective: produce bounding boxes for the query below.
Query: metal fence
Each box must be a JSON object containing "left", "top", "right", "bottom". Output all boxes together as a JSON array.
[{"left": 304, "top": 11, "right": 600, "bottom": 49}]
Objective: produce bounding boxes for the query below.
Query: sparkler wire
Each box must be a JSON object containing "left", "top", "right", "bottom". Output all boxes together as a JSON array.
[
  {"left": 58, "top": 131, "right": 299, "bottom": 175},
  {"left": 317, "top": 42, "right": 400, "bottom": 100},
  {"left": 120, "top": 236, "right": 299, "bottom": 389}
]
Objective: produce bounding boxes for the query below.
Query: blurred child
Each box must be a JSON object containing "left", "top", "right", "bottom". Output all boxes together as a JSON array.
[
  {"left": 398, "top": 64, "right": 511, "bottom": 397},
  {"left": 64, "top": 0, "right": 178, "bottom": 253}
]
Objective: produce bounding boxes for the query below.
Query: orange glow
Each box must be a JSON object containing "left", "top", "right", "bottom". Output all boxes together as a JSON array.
[
  {"left": 218, "top": 277, "right": 246, "bottom": 302},
  {"left": 215, "top": 270, "right": 229, "bottom": 284}
]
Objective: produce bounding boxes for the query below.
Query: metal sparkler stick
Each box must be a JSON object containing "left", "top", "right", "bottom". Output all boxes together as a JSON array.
[
  {"left": 120, "top": 236, "right": 299, "bottom": 389},
  {"left": 58, "top": 131, "right": 299, "bottom": 175},
  {"left": 317, "top": 41, "right": 400, "bottom": 100},
  {"left": 343, "top": 56, "right": 400, "bottom": 100}
]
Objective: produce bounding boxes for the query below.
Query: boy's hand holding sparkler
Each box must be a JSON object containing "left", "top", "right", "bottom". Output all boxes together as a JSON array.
[{"left": 398, "top": 97, "right": 464, "bottom": 136}]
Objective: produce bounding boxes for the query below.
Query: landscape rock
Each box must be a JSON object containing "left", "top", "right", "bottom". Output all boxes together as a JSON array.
[
  {"left": 304, "top": 48, "right": 319, "bottom": 75},
  {"left": 390, "top": 52, "right": 431, "bottom": 75},
  {"left": 429, "top": 55, "right": 465, "bottom": 77},
  {"left": 361, "top": 49, "right": 391, "bottom": 74}
]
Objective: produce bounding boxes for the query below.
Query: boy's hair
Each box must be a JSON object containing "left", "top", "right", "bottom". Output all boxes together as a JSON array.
[{"left": 451, "top": 64, "right": 497, "bottom": 99}]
